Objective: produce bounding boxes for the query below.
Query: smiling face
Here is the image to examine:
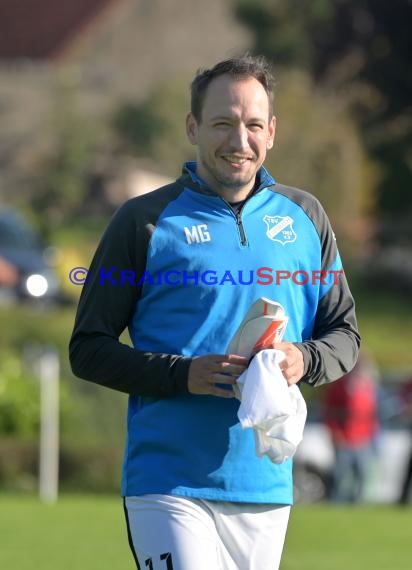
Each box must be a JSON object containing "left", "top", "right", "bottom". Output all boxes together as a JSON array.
[{"left": 186, "top": 75, "right": 276, "bottom": 201}]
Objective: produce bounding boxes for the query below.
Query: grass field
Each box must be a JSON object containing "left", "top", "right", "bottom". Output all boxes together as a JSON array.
[{"left": 0, "top": 494, "right": 410, "bottom": 569}]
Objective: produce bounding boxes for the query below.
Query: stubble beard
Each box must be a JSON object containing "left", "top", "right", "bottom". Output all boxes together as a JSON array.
[{"left": 199, "top": 154, "right": 257, "bottom": 196}]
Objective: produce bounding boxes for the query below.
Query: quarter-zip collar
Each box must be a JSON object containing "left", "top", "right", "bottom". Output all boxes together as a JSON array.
[{"left": 179, "top": 161, "right": 276, "bottom": 247}]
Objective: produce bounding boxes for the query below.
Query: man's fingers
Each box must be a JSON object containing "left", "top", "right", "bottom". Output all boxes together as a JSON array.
[
  {"left": 188, "top": 353, "right": 248, "bottom": 398},
  {"left": 205, "top": 354, "right": 247, "bottom": 364},
  {"left": 225, "top": 354, "right": 248, "bottom": 365},
  {"left": 220, "top": 363, "right": 246, "bottom": 376},
  {"left": 207, "top": 355, "right": 247, "bottom": 377},
  {"left": 212, "top": 373, "right": 237, "bottom": 385},
  {"left": 209, "top": 386, "right": 236, "bottom": 398}
]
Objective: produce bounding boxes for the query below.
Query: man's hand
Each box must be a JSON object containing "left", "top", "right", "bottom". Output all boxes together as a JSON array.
[
  {"left": 272, "top": 342, "right": 304, "bottom": 386},
  {"left": 188, "top": 354, "right": 248, "bottom": 398}
]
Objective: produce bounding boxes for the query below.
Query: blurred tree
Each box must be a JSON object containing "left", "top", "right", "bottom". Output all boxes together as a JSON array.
[
  {"left": 30, "top": 74, "right": 107, "bottom": 236},
  {"left": 0, "top": 352, "right": 39, "bottom": 437},
  {"left": 234, "top": 0, "right": 412, "bottom": 234},
  {"left": 111, "top": 76, "right": 195, "bottom": 177},
  {"left": 112, "top": 102, "right": 166, "bottom": 157},
  {"left": 0, "top": 347, "right": 74, "bottom": 440},
  {"left": 266, "top": 70, "right": 378, "bottom": 258}
]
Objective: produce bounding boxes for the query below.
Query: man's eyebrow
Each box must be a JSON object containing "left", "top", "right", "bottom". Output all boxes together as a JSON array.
[
  {"left": 208, "top": 115, "right": 266, "bottom": 123},
  {"left": 209, "top": 115, "right": 233, "bottom": 121}
]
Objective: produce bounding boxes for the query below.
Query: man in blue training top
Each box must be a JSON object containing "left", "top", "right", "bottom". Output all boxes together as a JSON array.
[{"left": 70, "top": 54, "right": 360, "bottom": 569}]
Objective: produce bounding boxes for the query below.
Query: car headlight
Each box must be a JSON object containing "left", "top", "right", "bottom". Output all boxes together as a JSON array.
[{"left": 25, "top": 274, "right": 49, "bottom": 297}]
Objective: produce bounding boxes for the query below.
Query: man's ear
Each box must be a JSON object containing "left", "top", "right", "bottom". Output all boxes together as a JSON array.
[
  {"left": 186, "top": 113, "right": 198, "bottom": 145},
  {"left": 267, "top": 115, "right": 276, "bottom": 150}
]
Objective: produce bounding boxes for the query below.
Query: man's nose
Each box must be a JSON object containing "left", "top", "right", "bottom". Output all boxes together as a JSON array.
[{"left": 230, "top": 124, "right": 249, "bottom": 150}]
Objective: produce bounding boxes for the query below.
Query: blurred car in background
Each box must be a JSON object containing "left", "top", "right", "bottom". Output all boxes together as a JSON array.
[
  {"left": 0, "top": 208, "right": 59, "bottom": 303},
  {"left": 293, "top": 379, "right": 411, "bottom": 504}
]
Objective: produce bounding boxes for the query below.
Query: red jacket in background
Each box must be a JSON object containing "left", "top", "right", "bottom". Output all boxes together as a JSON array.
[{"left": 323, "top": 365, "right": 379, "bottom": 446}]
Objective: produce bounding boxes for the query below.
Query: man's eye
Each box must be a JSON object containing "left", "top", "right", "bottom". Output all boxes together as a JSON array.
[{"left": 249, "top": 123, "right": 264, "bottom": 131}]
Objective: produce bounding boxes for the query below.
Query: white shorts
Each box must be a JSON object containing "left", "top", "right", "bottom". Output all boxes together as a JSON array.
[{"left": 124, "top": 494, "right": 291, "bottom": 570}]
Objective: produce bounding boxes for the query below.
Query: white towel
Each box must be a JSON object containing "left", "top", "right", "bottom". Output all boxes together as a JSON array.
[{"left": 236, "top": 349, "right": 307, "bottom": 464}]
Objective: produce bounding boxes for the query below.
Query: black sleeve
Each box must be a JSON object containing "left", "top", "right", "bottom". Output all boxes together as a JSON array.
[
  {"left": 275, "top": 184, "right": 361, "bottom": 386},
  {"left": 299, "top": 200, "right": 360, "bottom": 386},
  {"left": 297, "top": 269, "right": 360, "bottom": 386},
  {"left": 69, "top": 193, "right": 191, "bottom": 397}
]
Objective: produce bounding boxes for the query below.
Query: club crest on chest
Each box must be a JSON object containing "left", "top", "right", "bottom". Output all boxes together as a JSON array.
[{"left": 263, "top": 215, "right": 297, "bottom": 245}]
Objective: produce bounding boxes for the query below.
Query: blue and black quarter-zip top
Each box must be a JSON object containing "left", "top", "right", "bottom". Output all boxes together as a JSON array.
[{"left": 70, "top": 162, "right": 360, "bottom": 504}]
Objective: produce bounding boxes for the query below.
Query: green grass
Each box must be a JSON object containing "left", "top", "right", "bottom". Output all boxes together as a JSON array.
[
  {"left": 283, "top": 504, "right": 411, "bottom": 570},
  {"left": 0, "top": 494, "right": 134, "bottom": 570},
  {"left": 0, "top": 495, "right": 410, "bottom": 569}
]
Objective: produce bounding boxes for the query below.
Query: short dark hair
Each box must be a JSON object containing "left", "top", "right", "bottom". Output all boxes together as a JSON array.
[{"left": 190, "top": 54, "right": 275, "bottom": 123}]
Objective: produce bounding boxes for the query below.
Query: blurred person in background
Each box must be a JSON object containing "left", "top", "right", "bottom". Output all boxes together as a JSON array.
[
  {"left": 323, "top": 352, "right": 380, "bottom": 503},
  {"left": 398, "top": 377, "right": 412, "bottom": 505}
]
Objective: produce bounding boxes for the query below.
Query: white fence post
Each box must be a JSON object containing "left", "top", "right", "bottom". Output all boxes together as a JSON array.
[{"left": 38, "top": 349, "right": 60, "bottom": 504}]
